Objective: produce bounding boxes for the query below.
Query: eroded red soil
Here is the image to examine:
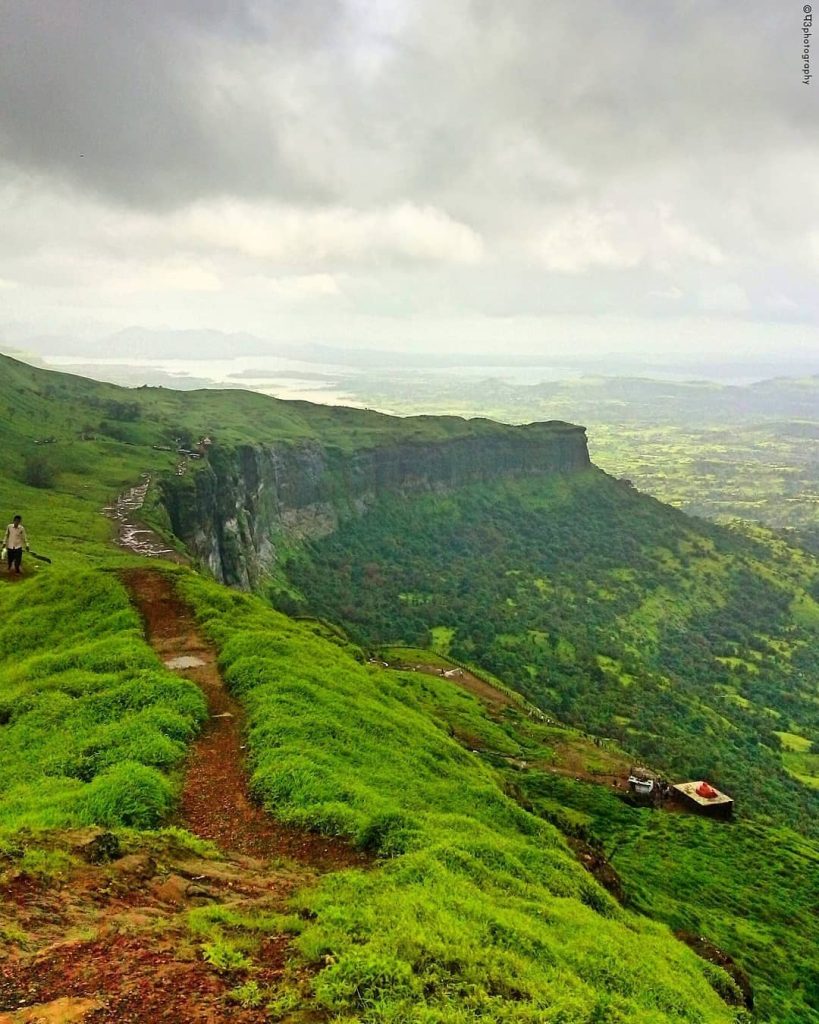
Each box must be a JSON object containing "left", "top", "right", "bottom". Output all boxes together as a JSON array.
[{"left": 0, "top": 836, "right": 303, "bottom": 1024}]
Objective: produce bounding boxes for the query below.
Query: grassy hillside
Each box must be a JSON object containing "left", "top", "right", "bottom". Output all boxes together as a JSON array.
[
  {"left": 178, "top": 571, "right": 745, "bottom": 1023},
  {"left": 0, "top": 571, "right": 752, "bottom": 1020},
  {"left": 283, "top": 470, "right": 819, "bottom": 833},
  {"left": 0, "top": 349, "right": 578, "bottom": 455},
  {"left": 375, "top": 661, "right": 819, "bottom": 1024}
]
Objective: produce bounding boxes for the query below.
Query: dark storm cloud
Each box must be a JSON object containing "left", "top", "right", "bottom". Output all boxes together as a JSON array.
[
  {"left": 1, "top": 0, "right": 803, "bottom": 211},
  {"left": 0, "top": 0, "right": 349, "bottom": 205}
]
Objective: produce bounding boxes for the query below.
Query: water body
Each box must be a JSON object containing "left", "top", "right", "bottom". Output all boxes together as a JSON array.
[{"left": 48, "top": 353, "right": 819, "bottom": 409}]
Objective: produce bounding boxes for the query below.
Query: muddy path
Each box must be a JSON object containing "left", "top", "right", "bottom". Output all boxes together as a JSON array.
[{"left": 122, "top": 568, "right": 367, "bottom": 871}]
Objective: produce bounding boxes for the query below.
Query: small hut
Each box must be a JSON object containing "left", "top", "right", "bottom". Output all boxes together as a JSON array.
[
  {"left": 627, "top": 766, "right": 659, "bottom": 799},
  {"left": 672, "top": 780, "right": 733, "bottom": 820}
]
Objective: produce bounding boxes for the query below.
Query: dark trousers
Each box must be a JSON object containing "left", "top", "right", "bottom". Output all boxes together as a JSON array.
[{"left": 7, "top": 547, "right": 22, "bottom": 571}]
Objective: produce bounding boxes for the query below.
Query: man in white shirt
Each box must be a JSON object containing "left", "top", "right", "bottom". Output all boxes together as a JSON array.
[{"left": 4, "top": 515, "right": 29, "bottom": 575}]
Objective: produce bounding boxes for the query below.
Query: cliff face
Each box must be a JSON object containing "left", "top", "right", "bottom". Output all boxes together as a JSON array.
[{"left": 159, "top": 424, "right": 590, "bottom": 589}]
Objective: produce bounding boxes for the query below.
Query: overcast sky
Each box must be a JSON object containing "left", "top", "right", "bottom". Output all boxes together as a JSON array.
[{"left": 0, "top": 0, "right": 817, "bottom": 361}]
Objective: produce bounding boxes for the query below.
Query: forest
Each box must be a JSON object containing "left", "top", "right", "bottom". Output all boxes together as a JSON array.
[{"left": 283, "top": 468, "right": 819, "bottom": 835}]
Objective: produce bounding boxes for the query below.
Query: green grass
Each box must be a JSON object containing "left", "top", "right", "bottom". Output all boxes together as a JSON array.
[
  {"left": 179, "top": 571, "right": 744, "bottom": 1023},
  {"left": 0, "top": 350, "right": 812, "bottom": 1019},
  {"left": 520, "top": 771, "right": 819, "bottom": 1023},
  {"left": 429, "top": 625, "right": 455, "bottom": 655},
  {"left": 285, "top": 469, "right": 819, "bottom": 836},
  {"left": 384, "top": 670, "right": 819, "bottom": 1024},
  {"left": 0, "top": 569, "right": 206, "bottom": 829},
  {"left": 382, "top": 646, "right": 453, "bottom": 668},
  {"left": 775, "top": 731, "right": 812, "bottom": 752},
  {"left": 782, "top": 750, "right": 819, "bottom": 788},
  {"left": 0, "top": 350, "right": 580, "bottom": 458}
]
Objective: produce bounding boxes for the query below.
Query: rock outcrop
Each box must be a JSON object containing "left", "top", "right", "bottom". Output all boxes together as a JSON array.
[{"left": 159, "top": 422, "right": 590, "bottom": 589}]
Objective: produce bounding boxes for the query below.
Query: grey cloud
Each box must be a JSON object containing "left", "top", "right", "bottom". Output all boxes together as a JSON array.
[
  {"left": 1, "top": 0, "right": 806, "bottom": 211},
  {"left": 0, "top": 0, "right": 348, "bottom": 205},
  {"left": 0, "top": 0, "right": 816, "bottom": 353}
]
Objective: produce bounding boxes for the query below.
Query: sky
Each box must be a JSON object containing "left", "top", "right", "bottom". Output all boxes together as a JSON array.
[{"left": 0, "top": 0, "right": 817, "bottom": 363}]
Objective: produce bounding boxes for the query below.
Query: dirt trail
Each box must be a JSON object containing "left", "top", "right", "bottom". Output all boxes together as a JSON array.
[
  {"left": 122, "top": 568, "right": 366, "bottom": 871},
  {"left": 0, "top": 569, "right": 367, "bottom": 1024},
  {"left": 394, "top": 661, "right": 517, "bottom": 711}
]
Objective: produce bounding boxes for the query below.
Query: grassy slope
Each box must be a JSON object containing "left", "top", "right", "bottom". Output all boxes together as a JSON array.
[
  {"left": 284, "top": 470, "right": 819, "bottom": 833},
  {"left": 394, "top": 674, "right": 819, "bottom": 1024},
  {"left": 180, "top": 571, "right": 743, "bottom": 1024},
  {"left": 0, "top": 570, "right": 206, "bottom": 829},
  {"left": 0, "top": 350, "right": 579, "bottom": 453}
]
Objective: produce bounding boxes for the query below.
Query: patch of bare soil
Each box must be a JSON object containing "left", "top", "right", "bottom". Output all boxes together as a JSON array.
[
  {"left": 0, "top": 832, "right": 306, "bottom": 1024},
  {"left": 675, "top": 931, "right": 754, "bottom": 1010},
  {"left": 566, "top": 837, "right": 627, "bottom": 905}
]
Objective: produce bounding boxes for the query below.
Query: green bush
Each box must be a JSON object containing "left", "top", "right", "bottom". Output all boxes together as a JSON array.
[
  {"left": 227, "top": 980, "right": 264, "bottom": 1008},
  {"left": 357, "top": 810, "right": 422, "bottom": 857},
  {"left": 21, "top": 451, "right": 57, "bottom": 488},
  {"left": 201, "top": 940, "right": 252, "bottom": 973},
  {"left": 314, "top": 950, "right": 418, "bottom": 1009},
  {"left": 81, "top": 761, "right": 174, "bottom": 828}
]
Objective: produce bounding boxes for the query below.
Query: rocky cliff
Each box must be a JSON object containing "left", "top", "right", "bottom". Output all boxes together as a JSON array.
[{"left": 159, "top": 422, "right": 590, "bottom": 589}]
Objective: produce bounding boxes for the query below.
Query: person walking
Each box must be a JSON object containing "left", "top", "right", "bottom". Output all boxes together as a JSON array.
[{"left": 4, "top": 515, "right": 29, "bottom": 575}]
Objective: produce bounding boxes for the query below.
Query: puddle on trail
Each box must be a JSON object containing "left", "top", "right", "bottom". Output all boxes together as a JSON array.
[{"left": 164, "top": 655, "right": 207, "bottom": 669}]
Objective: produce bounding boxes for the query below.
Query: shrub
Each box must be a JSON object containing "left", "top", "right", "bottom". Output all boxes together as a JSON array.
[
  {"left": 81, "top": 761, "right": 174, "bottom": 828},
  {"left": 21, "top": 451, "right": 57, "bottom": 489},
  {"left": 227, "top": 980, "right": 264, "bottom": 1008},
  {"left": 201, "top": 940, "right": 252, "bottom": 973},
  {"left": 357, "top": 810, "right": 422, "bottom": 857},
  {"left": 313, "top": 951, "right": 418, "bottom": 1009}
]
